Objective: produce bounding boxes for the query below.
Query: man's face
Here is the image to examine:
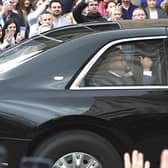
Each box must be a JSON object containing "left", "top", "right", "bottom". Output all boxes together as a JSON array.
[
  {"left": 111, "top": 55, "right": 128, "bottom": 76},
  {"left": 147, "top": 0, "right": 157, "bottom": 8},
  {"left": 106, "top": 2, "right": 116, "bottom": 14},
  {"left": 5, "top": 0, "right": 15, "bottom": 12},
  {"left": 40, "top": 13, "right": 53, "bottom": 26},
  {"left": 132, "top": 9, "right": 146, "bottom": 20},
  {"left": 88, "top": 1, "right": 98, "bottom": 14},
  {"left": 50, "top": 2, "right": 62, "bottom": 17}
]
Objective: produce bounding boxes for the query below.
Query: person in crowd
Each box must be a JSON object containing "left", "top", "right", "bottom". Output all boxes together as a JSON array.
[
  {"left": 49, "top": 0, "right": 71, "bottom": 28},
  {"left": 121, "top": 0, "right": 138, "bottom": 19},
  {"left": 161, "top": 0, "right": 168, "bottom": 14},
  {"left": 18, "top": 0, "right": 33, "bottom": 22},
  {"left": 0, "top": 0, "right": 2, "bottom": 11},
  {"left": 145, "top": 0, "right": 168, "bottom": 18},
  {"left": 106, "top": 0, "right": 118, "bottom": 18},
  {"left": 64, "top": 0, "right": 79, "bottom": 24},
  {"left": 0, "top": 4, "right": 4, "bottom": 27},
  {"left": 61, "top": 0, "right": 74, "bottom": 14},
  {"left": 38, "top": 11, "right": 54, "bottom": 33},
  {"left": 12, "top": 0, "right": 19, "bottom": 13},
  {"left": 0, "top": 0, "right": 25, "bottom": 28},
  {"left": 132, "top": 7, "right": 147, "bottom": 19},
  {"left": 140, "top": 0, "right": 163, "bottom": 8},
  {"left": 73, "top": 0, "right": 106, "bottom": 24},
  {"left": 98, "top": 0, "right": 112, "bottom": 16},
  {"left": 107, "top": 5, "right": 122, "bottom": 20},
  {"left": 0, "top": 19, "right": 23, "bottom": 49},
  {"left": 27, "top": 0, "right": 51, "bottom": 37},
  {"left": 124, "top": 149, "right": 168, "bottom": 168}
]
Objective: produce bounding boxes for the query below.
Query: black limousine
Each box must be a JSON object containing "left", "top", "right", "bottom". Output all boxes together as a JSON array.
[{"left": 0, "top": 19, "right": 168, "bottom": 168}]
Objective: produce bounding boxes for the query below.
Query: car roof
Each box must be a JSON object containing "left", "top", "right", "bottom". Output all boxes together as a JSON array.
[
  {"left": 40, "top": 19, "right": 168, "bottom": 42},
  {"left": 45, "top": 19, "right": 168, "bottom": 34},
  {"left": 117, "top": 19, "right": 168, "bottom": 29}
]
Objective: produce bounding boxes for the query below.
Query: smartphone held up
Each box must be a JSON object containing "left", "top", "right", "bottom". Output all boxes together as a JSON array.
[{"left": 20, "top": 26, "right": 26, "bottom": 38}]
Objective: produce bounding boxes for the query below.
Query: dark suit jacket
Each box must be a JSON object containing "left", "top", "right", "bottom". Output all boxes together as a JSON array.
[
  {"left": 143, "top": 75, "right": 156, "bottom": 85},
  {"left": 3, "top": 12, "right": 25, "bottom": 27},
  {"left": 62, "top": 0, "right": 73, "bottom": 14},
  {"left": 85, "top": 70, "right": 135, "bottom": 86}
]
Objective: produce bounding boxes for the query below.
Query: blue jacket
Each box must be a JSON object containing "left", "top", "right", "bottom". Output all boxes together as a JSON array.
[
  {"left": 122, "top": 3, "right": 138, "bottom": 19},
  {"left": 141, "top": 0, "right": 163, "bottom": 6}
]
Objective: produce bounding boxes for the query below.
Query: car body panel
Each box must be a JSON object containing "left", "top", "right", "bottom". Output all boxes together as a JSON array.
[{"left": 0, "top": 20, "right": 167, "bottom": 168}]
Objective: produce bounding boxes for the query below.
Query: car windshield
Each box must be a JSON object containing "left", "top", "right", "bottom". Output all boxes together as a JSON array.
[{"left": 0, "top": 35, "right": 62, "bottom": 73}]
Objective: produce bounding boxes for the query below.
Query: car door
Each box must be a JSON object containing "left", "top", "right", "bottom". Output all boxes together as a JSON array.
[{"left": 71, "top": 35, "right": 168, "bottom": 167}]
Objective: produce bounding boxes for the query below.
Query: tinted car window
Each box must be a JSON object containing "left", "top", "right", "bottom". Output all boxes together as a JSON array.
[
  {"left": 82, "top": 39, "right": 166, "bottom": 86},
  {"left": 0, "top": 36, "right": 62, "bottom": 73}
]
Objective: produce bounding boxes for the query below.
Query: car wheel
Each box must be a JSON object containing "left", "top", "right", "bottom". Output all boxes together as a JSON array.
[{"left": 32, "top": 130, "right": 122, "bottom": 168}]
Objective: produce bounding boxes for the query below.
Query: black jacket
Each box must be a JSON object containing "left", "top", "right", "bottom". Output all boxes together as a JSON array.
[
  {"left": 73, "top": 1, "right": 106, "bottom": 23},
  {"left": 3, "top": 12, "right": 25, "bottom": 27}
]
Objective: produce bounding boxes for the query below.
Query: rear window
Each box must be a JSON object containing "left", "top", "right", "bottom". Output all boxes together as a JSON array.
[{"left": 0, "top": 36, "right": 62, "bottom": 73}]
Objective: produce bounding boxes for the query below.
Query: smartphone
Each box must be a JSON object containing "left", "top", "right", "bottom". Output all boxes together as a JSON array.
[
  {"left": 20, "top": 156, "right": 53, "bottom": 168},
  {"left": 20, "top": 26, "right": 26, "bottom": 38}
]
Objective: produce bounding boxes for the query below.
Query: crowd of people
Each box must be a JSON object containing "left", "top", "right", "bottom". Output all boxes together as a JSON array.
[{"left": 0, "top": 0, "right": 167, "bottom": 50}]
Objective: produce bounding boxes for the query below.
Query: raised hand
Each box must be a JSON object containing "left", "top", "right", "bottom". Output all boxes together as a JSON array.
[
  {"left": 160, "top": 149, "right": 168, "bottom": 168},
  {"left": 124, "top": 150, "right": 150, "bottom": 168}
]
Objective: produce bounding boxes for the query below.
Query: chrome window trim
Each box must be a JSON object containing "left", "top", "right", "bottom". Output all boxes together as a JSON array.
[
  {"left": 71, "top": 86, "right": 168, "bottom": 90},
  {"left": 70, "top": 36, "right": 167, "bottom": 90}
]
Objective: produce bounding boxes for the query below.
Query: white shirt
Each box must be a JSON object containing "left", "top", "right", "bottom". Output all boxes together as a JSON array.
[
  {"left": 53, "top": 16, "right": 71, "bottom": 28},
  {"left": 143, "top": 71, "right": 152, "bottom": 76},
  {"left": 27, "top": 4, "right": 47, "bottom": 38},
  {"left": 149, "top": 9, "right": 158, "bottom": 19}
]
